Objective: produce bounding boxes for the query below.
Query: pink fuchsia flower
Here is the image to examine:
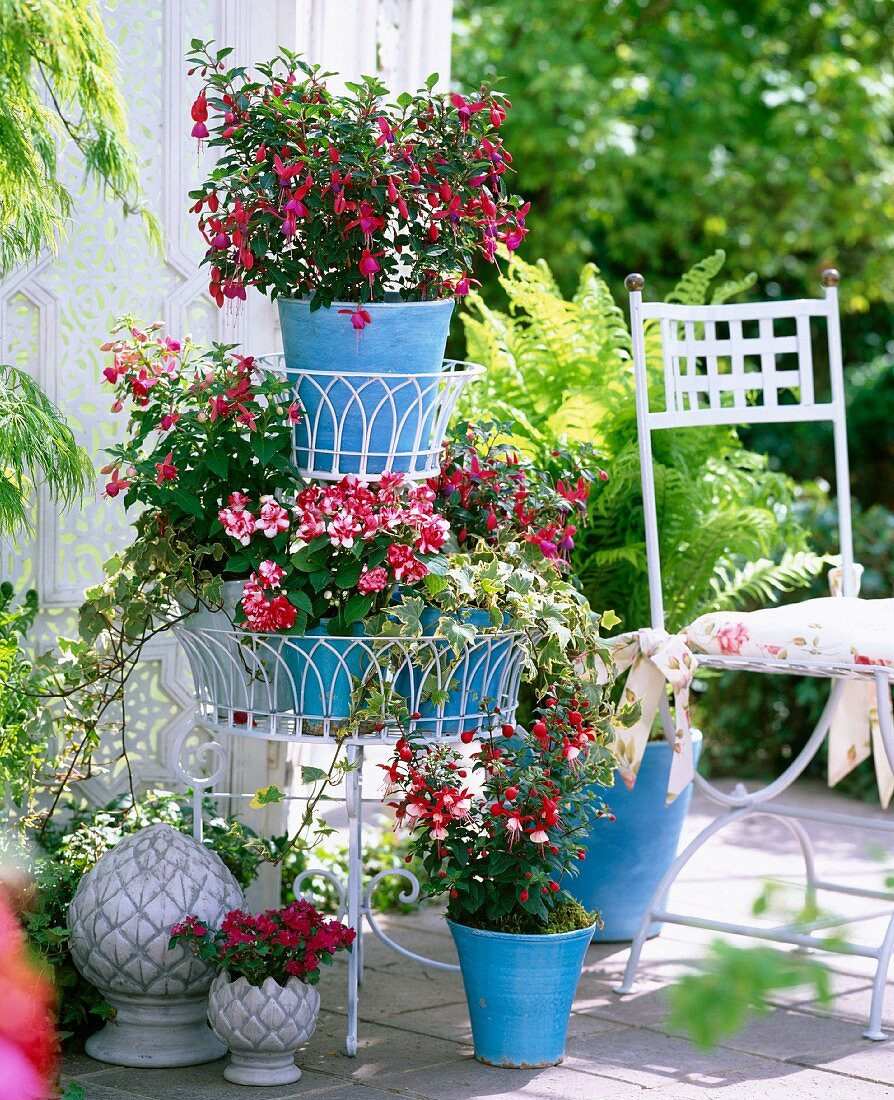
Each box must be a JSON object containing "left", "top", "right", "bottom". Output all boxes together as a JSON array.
[
  {"left": 714, "top": 621, "right": 750, "bottom": 656},
  {"left": 257, "top": 560, "right": 285, "bottom": 589},
  {"left": 357, "top": 564, "right": 389, "bottom": 594},
  {"left": 190, "top": 91, "right": 209, "bottom": 142},
  {"left": 159, "top": 409, "right": 180, "bottom": 431},
  {"left": 338, "top": 306, "right": 372, "bottom": 331},
  {"left": 358, "top": 249, "right": 384, "bottom": 289},
  {"left": 218, "top": 505, "right": 256, "bottom": 546},
  {"left": 155, "top": 452, "right": 178, "bottom": 485},
  {"left": 287, "top": 401, "right": 301, "bottom": 424},
  {"left": 103, "top": 468, "right": 130, "bottom": 498},
  {"left": 257, "top": 496, "right": 290, "bottom": 537},
  {"left": 529, "top": 828, "right": 549, "bottom": 845},
  {"left": 449, "top": 93, "right": 486, "bottom": 132}
]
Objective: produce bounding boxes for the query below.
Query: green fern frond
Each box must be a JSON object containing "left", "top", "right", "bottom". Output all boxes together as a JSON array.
[
  {"left": 707, "top": 552, "right": 828, "bottom": 612},
  {"left": 667, "top": 250, "right": 727, "bottom": 305}
]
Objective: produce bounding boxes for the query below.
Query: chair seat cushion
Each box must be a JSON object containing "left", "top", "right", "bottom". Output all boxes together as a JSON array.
[{"left": 686, "top": 597, "right": 894, "bottom": 668}]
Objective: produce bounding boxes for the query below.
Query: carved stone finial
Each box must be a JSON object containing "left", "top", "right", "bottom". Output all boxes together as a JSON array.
[
  {"left": 625, "top": 273, "right": 645, "bottom": 292},
  {"left": 821, "top": 267, "right": 841, "bottom": 287}
]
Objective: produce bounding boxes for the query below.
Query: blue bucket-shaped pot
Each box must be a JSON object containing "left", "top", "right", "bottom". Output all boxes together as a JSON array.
[
  {"left": 282, "top": 623, "right": 370, "bottom": 728},
  {"left": 278, "top": 298, "right": 454, "bottom": 478},
  {"left": 400, "top": 609, "right": 518, "bottom": 737},
  {"left": 448, "top": 919, "right": 595, "bottom": 1067},
  {"left": 567, "top": 732, "right": 703, "bottom": 941}
]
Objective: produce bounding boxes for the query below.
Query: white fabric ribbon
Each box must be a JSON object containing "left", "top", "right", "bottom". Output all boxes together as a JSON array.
[
  {"left": 607, "top": 628, "right": 698, "bottom": 806},
  {"left": 827, "top": 565, "right": 894, "bottom": 808}
]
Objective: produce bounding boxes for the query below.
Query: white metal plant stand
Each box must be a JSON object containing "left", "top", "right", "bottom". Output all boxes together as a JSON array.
[
  {"left": 259, "top": 355, "right": 484, "bottom": 482},
  {"left": 616, "top": 269, "right": 894, "bottom": 1040}
]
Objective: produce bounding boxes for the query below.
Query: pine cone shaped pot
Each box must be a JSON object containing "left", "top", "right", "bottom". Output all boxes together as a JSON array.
[
  {"left": 208, "top": 970, "right": 321, "bottom": 1086},
  {"left": 67, "top": 823, "right": 243, "bottom": 1067}
]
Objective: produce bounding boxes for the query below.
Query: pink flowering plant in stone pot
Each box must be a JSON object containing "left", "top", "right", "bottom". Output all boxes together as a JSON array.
[
  {"left": 169, "top": 901, "right": 355, "bottom": 1085},
  {"left": 185, "top": 42, "right": 528, "bottom": 313}
]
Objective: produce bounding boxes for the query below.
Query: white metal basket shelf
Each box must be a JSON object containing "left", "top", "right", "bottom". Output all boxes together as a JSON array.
[
  {"left": 174, "top": 624, "right": 526, "bottom": 744},
  {"left": 258, "top": 355, "right": 484, "bottom": 482}
]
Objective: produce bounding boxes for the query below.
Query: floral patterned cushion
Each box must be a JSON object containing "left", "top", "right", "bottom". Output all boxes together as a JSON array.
[{"left": 686, "top": 597, "right": 894, "bottom": 668}]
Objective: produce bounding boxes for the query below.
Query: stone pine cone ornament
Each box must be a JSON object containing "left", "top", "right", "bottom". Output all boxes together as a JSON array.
[{"left": 67, "top": 823, "right": 244, "bottom": 1067}]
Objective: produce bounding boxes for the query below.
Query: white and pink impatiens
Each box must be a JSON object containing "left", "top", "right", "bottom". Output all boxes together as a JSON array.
[{"left": 216, "top": 472, "right": 451, "bottom": 633}]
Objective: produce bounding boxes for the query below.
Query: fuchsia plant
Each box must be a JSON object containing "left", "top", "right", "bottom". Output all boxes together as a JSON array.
[
  {"left": 185, "top": 41, "right": 529, "bottom": 317},
  {"left": 382, "top": 682, "right": 615, "bottom": 929}
]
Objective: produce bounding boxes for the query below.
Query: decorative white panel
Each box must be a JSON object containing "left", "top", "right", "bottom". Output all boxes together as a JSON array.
[{"left": 0, "top": 0, "right": 454, "bottom": 827}]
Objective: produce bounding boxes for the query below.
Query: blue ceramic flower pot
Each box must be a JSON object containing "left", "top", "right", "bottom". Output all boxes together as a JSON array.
[
  {"left": 448, "top": 919, "right": 595, "bottom": 1067},
  {"left": 401, "top": 608, "right": 516, "bottom": 737},
  {"left": 282, "top": 622, "right": 368, "bottom": 723},
  {"left": 567, "top": 732, "right": 703, "bottom": 942},
  {"left": 277, "top": 298, "right": 454, "bottom": 477}
]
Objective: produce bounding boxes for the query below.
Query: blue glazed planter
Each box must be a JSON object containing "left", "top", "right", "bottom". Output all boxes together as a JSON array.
[
  {"left": 277, "top": 298, "right": 454, "bottom": 477},
  {"left": 401, "top": 608, "right": 515, "bottom": 737},
  {"left": 567, "top": 732, "right": 703, "bottom": 942},
  {"left": 448, "top": 919, "right": 595, "bottom": 1067},
  {"left": 282, "top": 622, "right": 368, "bottom": 723}
]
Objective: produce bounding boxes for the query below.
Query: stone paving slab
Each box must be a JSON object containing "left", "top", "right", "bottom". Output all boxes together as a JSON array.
[{"left": 62, "top": 780, "right": 894, "bottom": 1098}]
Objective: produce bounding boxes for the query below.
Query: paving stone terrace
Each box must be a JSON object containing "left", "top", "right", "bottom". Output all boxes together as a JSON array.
[{"left": 64, "top": 779, "right": 894, "bottom": 1099}]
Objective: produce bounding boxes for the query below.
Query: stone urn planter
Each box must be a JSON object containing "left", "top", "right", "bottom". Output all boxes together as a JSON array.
[
  {"left": 67, "top": 823, "right": 243, "bottom": 1067},
  {"left": 208, "top": 970, "right": 321, "bottom": 1086}
]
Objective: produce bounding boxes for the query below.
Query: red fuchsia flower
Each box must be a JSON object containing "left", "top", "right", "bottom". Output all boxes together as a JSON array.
[
  {"left": 159, "top": 408, "right": 180, "bottom": 431},
  {"left": 449, "top": 93, "right": 486, "bottom": 132},
  {"left": 528, "top": 828, "right": 549, "bottom": 846},
  {"left": 375, "top": 115, "right": 396, "bottom": 146},
  {"left": 190, "top": 91, "right": 209, "bottom": 142},
  {"left": 357, "top": 564, "right": 389, "bottom": 594},
  {"left": 257, "top": 496, "right": 290, "bottom": 537},
  {"left": 103, "top": 468, "right": 130, "bottom": 498},
  {"left": 338, "top": 306, "right": 372, "bottom": 331},
  {"left": 155, "top": 453, "right": 178, "bottom": 485},
  {"left": 358, "top": 248, "right": 385, "bottom": 290},
  {"left": 287, "top": 401, "right": 301, "bottom": 424},
  {"left": 345, "top": 202, "right": 385, "bottom": 246}
]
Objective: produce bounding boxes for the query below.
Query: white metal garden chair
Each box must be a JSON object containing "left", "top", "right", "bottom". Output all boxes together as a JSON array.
[{"left": 614, "top": 269, "right": 894, "bottom": 1039}]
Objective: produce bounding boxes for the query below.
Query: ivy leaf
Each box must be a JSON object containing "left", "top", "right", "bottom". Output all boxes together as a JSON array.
[
  {"left": 300, "top": 765, "right": 328, "bottom": 784},
  {"left": 249, "top": 784, "right": 284, "bottom": 808}
]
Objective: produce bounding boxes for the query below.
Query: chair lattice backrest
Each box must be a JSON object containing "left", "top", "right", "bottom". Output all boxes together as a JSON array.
[{"left": 626, "top": 269, "right": 855, "bottom": 629}]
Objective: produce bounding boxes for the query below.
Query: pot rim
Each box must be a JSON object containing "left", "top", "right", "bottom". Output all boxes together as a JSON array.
[
  {"left": 278, "top": 296, "right": 455, "bottom": 311},
  {"left": 446, "top": 918, "right": 599, "bottom": 944}
]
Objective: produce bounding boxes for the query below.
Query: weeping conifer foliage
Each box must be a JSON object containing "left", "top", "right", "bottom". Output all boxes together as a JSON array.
[
  {"left": 461, "top": 251, "right": 824, "bottom": 633},
  {"left": 0, "top": 0, "right": 159, "bottom": 272}
]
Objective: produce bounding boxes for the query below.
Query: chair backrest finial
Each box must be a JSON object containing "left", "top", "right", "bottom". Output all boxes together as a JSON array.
[
  {"left": 625, "top": 272, "right": 645, "bottom": 292},
  {"left": 821, "top": 267, "right": 841, "bottom": 287}
]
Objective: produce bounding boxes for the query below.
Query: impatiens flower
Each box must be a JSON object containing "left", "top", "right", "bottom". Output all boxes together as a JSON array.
[
  {"left": 155, "top": 453, "right": 178, "bottom": 485},
  {"left": 257, "top": 496, "right": 290, "bottom": 538},
  {"left": 386, "top": 543, "right": 428, "bottom": 582},
  {"left": 257, "top": 560, "right": 285, "bottom": 589},
  {"left": 357, "top": 564, "right": 388, "bottom": 594},
  {"left": 327, "top": 511, "right": 360, "bottom": 548},
  {"left": 218, "top": 505, "right": 256, "bottom": 545}
]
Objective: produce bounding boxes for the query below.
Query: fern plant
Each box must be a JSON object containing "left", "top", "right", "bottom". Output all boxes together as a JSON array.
[{"left": 461, "top": 251, "right": 823, "bottom": 633}]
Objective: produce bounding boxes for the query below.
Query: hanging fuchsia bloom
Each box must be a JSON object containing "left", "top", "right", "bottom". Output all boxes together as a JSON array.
[
  {"left": 190, "top": 91, "right": 209, "bottom": 142},
  {"left": 154, "top": 453, "right": 178, "bottom": 485},
  {"left": 103, "top": 468, "right": 130, "bottom": 498},
  {"left": 375, "top": 115, "right": 396, "bottom": 146},
  {"left": 449, "top": 93, "right": 486, "bottom": 132},
  {"left": 287, "top": 401, "right": 301, "bottom": 424},
  {"left": 359, "top": 248, "right": 384, "bottom": 290},
  {"left": 338, "top": 306, "right": 372, "bottom": 331}
]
